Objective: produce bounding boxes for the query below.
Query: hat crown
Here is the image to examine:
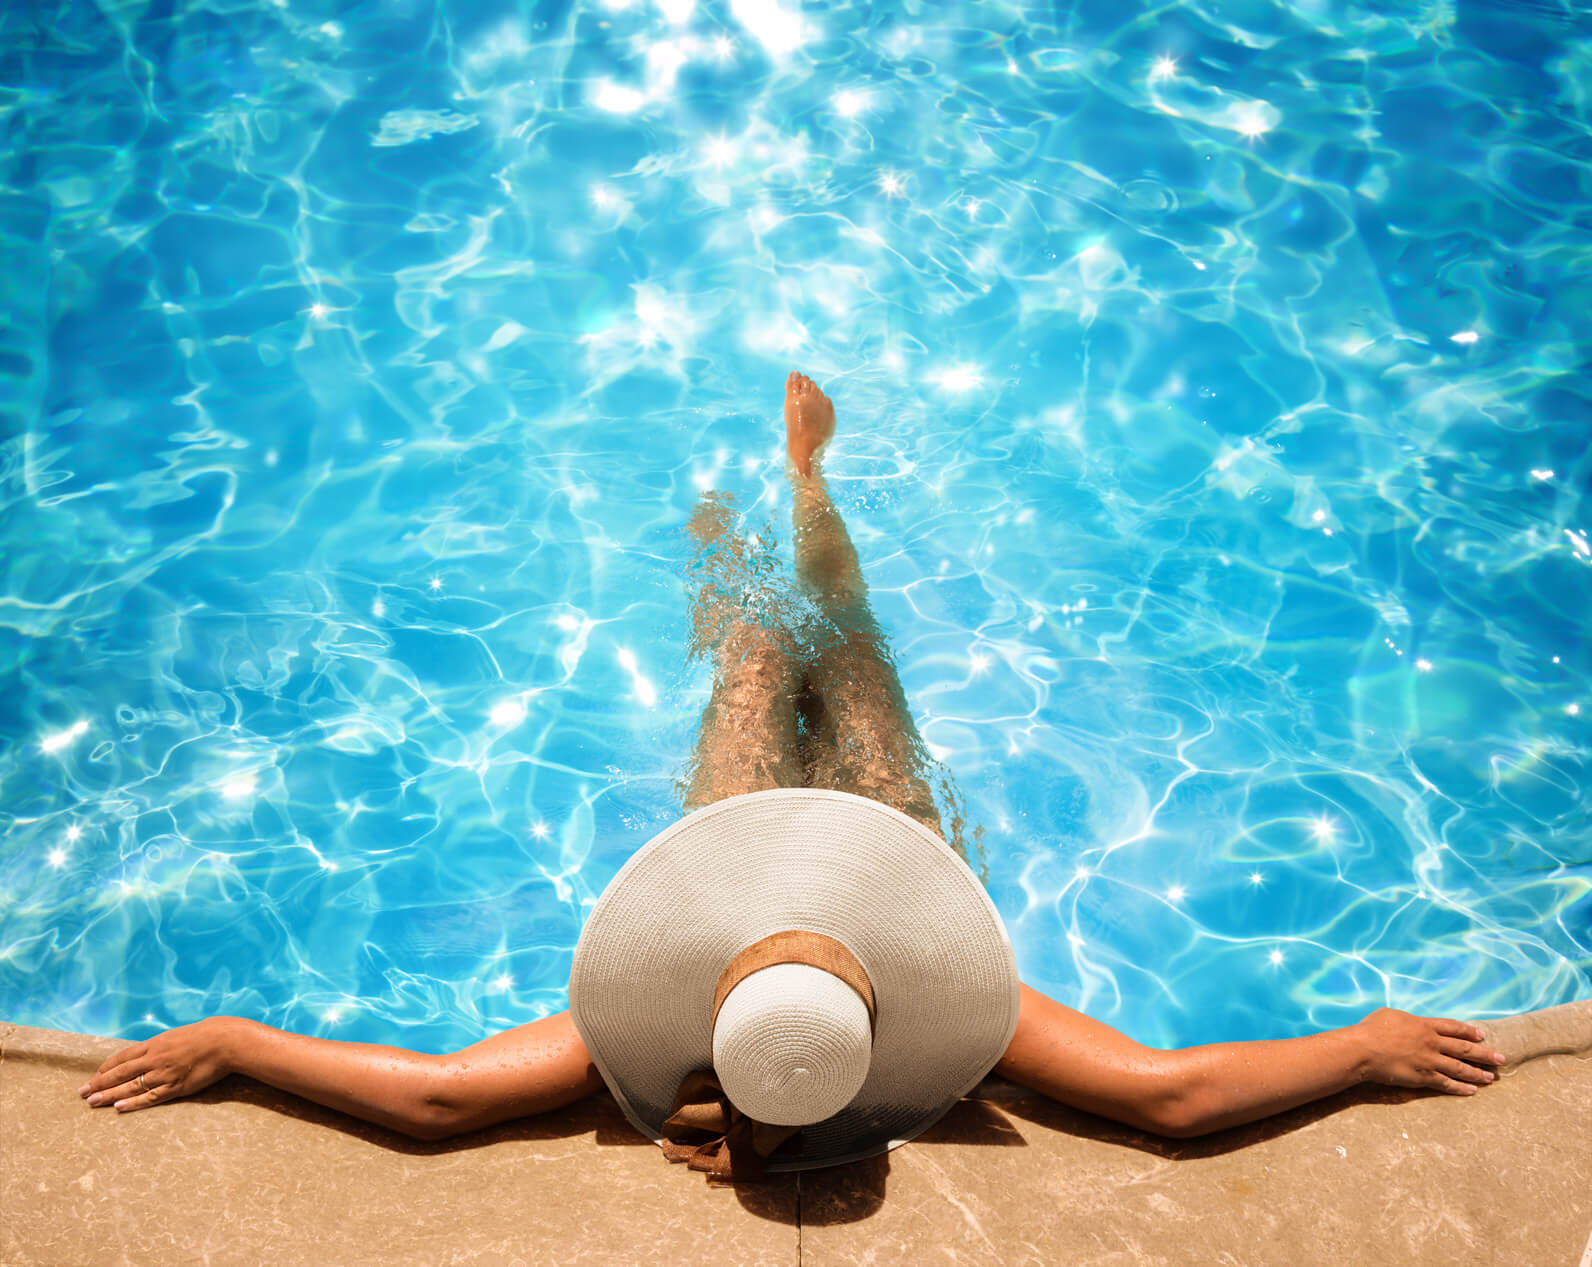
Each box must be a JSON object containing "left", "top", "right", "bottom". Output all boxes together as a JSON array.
[{"left": 711, "top": 963, "right": 873, "bottom": 1127}]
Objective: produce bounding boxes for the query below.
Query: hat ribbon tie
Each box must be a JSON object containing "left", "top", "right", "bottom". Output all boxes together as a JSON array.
[{"left": 659, "top": 1068, "right": 803, "bottom": 1183}]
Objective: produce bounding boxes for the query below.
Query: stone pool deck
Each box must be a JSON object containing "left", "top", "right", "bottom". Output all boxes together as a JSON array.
[{"left": 4, "top": 1000, "right": 1590, "bottom": 1266}]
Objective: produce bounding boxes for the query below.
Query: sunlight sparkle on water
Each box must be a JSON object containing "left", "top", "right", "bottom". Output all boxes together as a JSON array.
[
  {"left": 834, "top": 89, "right": 868, "bottom": 117},
  {"left": 66, "top": 824, "right": 82, "bottom": 841},
  {"left": 1450, "top": 330, "right": 1480, "bottom": 344},
  {"left": 1269, "top": 949, "right": 1285, "bottom": 965},
  {"left": 616, "top": 647, "right": 658, "bottom": 707},
  {"left": 489, "top": 698, "right": 527, "bottom": 727},
  {"left": 1166, "top": 885, "right": 1186, "bottom": 901},
  {"left": 221, "top": 774, "right": 257, "bottom": 800},
  {"left": 933, "top": 364, "right": 983, "bottom": 392},
  {"left": 1151, "top": 55, "right": 1177, "bottom": 80},
  {"left": 1249, "top": 871, "right": 1264, "bottom": 885},
  {"left": 429, "top": 576, "right": 442, "bottom": 591},
  {"left": 1312, "top": 815, "right": 1338, "bottom": 842},
  {"left": 1236, "top": 103, "right": 1274, "bottom": 137},
  {"left": 593, "top": 79, "right": 646, "bottom": 114},
  {"left": 1417, "top": 658, "right": 1434, "bottom": 672},
  {"left": 531, "top": 821, "right": 550, "bottom": 839},
  {"left": 879, "top": 171, "right": 903, "bottom": 196},
  {"left": 731, "top": 0, "right": 807, "bottom": 56},
  {"left": 47, "top": 848, "right": 67, "bottom": 869},
  {"left": 41, "top": 720, "right": 89, "bottom": 754}
]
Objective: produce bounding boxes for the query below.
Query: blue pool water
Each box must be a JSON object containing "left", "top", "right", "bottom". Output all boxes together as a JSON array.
[{"left": 2, "top": 0, "right": 1589, "bottom": 1057}]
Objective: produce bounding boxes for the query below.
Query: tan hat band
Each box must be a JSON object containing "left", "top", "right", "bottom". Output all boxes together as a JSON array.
[{"left": 711, "top": 930, "right": 877, "bottom": 1037}]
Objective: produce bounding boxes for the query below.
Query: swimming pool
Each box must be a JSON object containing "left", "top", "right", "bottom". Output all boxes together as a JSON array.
[{"left": 2, "top": 0, "right": 1588, "bottom": 1057}]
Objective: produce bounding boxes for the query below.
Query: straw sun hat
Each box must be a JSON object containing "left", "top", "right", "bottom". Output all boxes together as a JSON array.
[{"left": 568, "top": 787, "right": 1021, "bottom": 1182}]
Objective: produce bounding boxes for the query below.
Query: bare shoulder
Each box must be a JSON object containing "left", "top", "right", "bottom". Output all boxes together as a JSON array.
[
  {"left": 431, "top": 1010, "right": 607, "bottom": 1135},
  {"left": 994, "top": 982, "right": 1175, "bottom": 1135},
  {"left": 1000, "top": 982, "right": 1151, "bottom": 1064}
]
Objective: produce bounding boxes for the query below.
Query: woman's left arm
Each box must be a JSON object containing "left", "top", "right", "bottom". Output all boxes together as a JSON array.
[
  {"left": 423, "top": 1010, "right": 607, "bottom": 1137},
  {"left": 995, "top": 984, "right": 1508, "bottom": 1139}
]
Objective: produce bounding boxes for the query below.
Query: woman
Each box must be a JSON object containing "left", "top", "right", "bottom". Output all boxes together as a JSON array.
[{"left": 78, "top": 372, "right": 1505, "bottom": 1179}]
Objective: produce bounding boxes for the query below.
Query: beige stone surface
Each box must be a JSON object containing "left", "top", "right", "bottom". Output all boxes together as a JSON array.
[
  {"left": 1, "top": 1022, "right": 797, "bottom": 1267},
  {"left": 803, "top": 998, "right": 1592, "bottom": 1267},
  {"left": 3, "top": 1000, "right": 1589, "bottom": 1267}
]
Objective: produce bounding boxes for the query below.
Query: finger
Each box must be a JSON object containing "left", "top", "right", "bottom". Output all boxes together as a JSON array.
[
  {"left": 84, "top": 1057, "right": 148, "bottom": 1097},
  {"left": 95, "top": 1043, "right": 147, "bottom": 1076},
  {"left": 83, "top": 1075, "right": 137, "bottom": 1107},
  {"left": 1431, "top": 1018, "right": 1486, "bottom": 1042},
  {"left": 112, "top": 1084, "right": 166, "bottom": 1112},
  {"left": 86, "top": 1074, "right": 148, "bottom": 1106},
  {"left": 1436, "top": 1057, "right": 1494, "bottom": 1086},
  {"left": 1429, "top": 1072, "right": 1479, "bottom": 1095},
  {"left": 1438, "top": 1037, "right": 1506, "bottom": 1066}
]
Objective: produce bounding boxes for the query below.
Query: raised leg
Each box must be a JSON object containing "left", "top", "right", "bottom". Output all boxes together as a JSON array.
[{"left": 783, "top": 373, "right": 985, "bottom": 880}]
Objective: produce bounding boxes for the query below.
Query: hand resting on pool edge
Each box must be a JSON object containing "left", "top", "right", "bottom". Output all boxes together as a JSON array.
[{"left": 76, "top": 984, "right": 1505, "bottom": 1143}]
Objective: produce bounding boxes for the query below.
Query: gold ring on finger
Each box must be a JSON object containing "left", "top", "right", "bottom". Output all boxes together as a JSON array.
[{"left": 137, "top": 1073, "right": 148, "bottom": 1093}]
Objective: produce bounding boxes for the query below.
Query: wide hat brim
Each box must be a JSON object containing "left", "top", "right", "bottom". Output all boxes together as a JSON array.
[{"left": 568, "top": 787, "right": 1021, "bottom": 1172}]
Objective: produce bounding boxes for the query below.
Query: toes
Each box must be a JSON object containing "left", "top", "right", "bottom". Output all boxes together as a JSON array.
[{"left": 785, "top": 372, "right": 830, "bottom": 405}]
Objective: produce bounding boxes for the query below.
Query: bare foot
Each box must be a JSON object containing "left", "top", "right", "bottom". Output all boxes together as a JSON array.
[{"left": 784, "top": 371, "right": 836, "bottom": 478}]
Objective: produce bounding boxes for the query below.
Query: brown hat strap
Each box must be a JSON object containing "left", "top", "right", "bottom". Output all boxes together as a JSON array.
[{"left": 711, "top": 929, "right": 877, "bottom": 1037}]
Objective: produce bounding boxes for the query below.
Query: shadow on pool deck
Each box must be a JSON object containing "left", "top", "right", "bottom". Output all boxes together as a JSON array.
[{"left": 4, "top": 1000, "right": 1589, "bottom": 1266}]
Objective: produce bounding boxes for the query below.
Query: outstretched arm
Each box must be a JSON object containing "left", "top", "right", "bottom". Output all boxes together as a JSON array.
[
  {"left": 426, "top": 1011, "right": 607, "bottom": 1136},
  {"left": 78, "top": 1010, "right": 606, "bottom": 1141},
  {"left": 995, "top": 983, "right": 1507, "bottom": 1139}
]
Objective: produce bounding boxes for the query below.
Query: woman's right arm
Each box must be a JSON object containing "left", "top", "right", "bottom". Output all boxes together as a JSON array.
[
  {"left": 79, "top": 1010, "right": 606, "bottom": 1141},
  {"left": 81, "top": 1016, "right": 452, "bottom": 1137}
]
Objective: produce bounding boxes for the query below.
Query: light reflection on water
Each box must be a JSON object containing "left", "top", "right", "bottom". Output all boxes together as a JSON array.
[{"left": 1, "top": 0, "right": 1588, "bottom": 1054}]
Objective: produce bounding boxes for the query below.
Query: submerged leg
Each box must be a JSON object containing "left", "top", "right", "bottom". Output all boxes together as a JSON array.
[{"left": 678, "top": 491, "right": 804, "bottom": 811}]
